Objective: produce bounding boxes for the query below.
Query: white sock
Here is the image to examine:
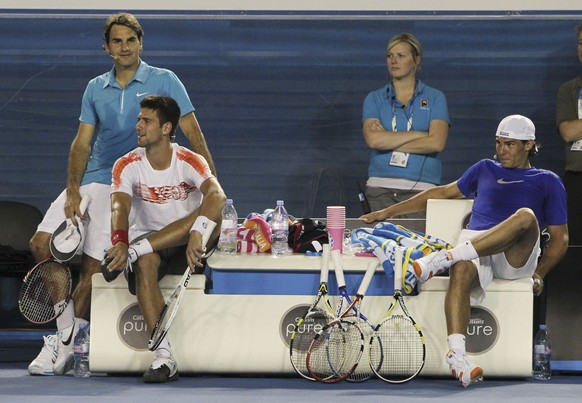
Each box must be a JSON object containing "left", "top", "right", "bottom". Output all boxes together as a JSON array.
[
  {"left": 56, "top": 300, "right": 75, "bottom": 332},
  {"left": 447, "top": 333, "right": 466, "bottom": 354},
  {"left": 450, "top": 241, "right": 478, "bottom": 264},
  {"left": 155, "top": 337, "right": 173, "bottom": 358}
]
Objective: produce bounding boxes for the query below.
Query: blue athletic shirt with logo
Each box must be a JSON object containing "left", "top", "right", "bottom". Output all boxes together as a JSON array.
[
  {"left": 79, "top": 60, "right": 195, "bottom": 186},
  {"left": 457, "top": 159, "right": 567, "bottom": 231},
  {"left": 362, "top": 80, "right": 450, "bottom": 185}
]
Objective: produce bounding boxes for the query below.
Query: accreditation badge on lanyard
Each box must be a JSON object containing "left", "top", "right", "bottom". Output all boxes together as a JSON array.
[
  {"left": 571, "top": 88, "right": 582, "bottom": 151},
  {"left": 389, "top": 98, "right": 414, "bottom": 167}
]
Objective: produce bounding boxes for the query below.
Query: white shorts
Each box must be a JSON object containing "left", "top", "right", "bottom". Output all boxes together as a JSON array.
[
  {"left": 458, "top": 229, "right": 540, "bottom": 306},
  {"left": 37, "top": 183, "right": 111, "bottom": 261}
]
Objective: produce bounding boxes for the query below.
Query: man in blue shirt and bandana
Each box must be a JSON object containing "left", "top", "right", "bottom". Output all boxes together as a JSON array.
[
  {"left": 361, "top": 115, "right": 568, "bottom": 387},
  {"left": 28, "top": 13, "right": 215, "bottom": 378}
]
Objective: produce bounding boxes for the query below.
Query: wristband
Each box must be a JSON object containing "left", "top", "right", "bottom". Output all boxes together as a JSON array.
[
  {"left": 128, "top": 239, "right": 153, "bottom": 262},
  {"left": 111, "top": 229, "right": 129, "bottom": 246},
  {"left": 190, "top": 215, "right": 211, "bottom": 235}
]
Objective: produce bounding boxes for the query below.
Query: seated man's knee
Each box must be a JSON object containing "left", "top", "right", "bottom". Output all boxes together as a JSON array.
[
  {"left": 135, "top": 253, "right": 161, "bottom": 275},
  {"left": 29, "top": 232, "right": 50, "bottom": 261},
  {"left": 514, "top": 208, "right": 538, "bottom": 230}
]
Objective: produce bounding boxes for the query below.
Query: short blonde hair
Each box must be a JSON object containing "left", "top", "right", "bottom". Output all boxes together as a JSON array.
[{"left": 387, "top": 32, "right": 422, "bottom": 64}]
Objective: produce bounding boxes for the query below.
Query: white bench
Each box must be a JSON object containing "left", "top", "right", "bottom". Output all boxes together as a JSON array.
[
  {"left": 89, "top": 199, "right": 532, "bottom": 377},
  {"left": 90, "top": 270, "right": 532, "bottom": 377}
]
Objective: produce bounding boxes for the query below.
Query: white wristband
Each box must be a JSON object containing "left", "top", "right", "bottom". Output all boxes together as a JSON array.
[
  {"left": 190, "top": 215, "right": 211, "bottom": 235},
  {"left": 128, "top": 239, "right": 153, "bottom": 262}
]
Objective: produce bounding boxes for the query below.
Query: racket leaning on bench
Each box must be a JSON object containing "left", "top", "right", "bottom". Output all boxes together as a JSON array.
[
  {"left": 305, "top": 250, "right": 368, "bottom": 383},
  {"left": 343, "top": 261, "right": 381, "bottom": 383},
  {"left": 330, "top": 251, "right": 379, "bottom": 382},
  {"left": 369, "top": 248, "right": 426, "bottom": 383},
  {"left": 289, "top": 243, "right": 336, "bottom": 380},
  {"left": 18, "top": 195, "right": 91, "bottom": 324},
  {"left": 148, "top": 220, "right": 217, "bottom": 351}
]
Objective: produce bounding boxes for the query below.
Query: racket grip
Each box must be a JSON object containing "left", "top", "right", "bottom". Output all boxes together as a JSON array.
[
  {"left": 394, "top": 247, "right": 403, "bottom": 290},
  {"left": 79, "top": 194, "right": 91, "bottom": 215},
  {"left": 320, "top": 243, "right": 331, "bottom": 283},
  {"left": 201, "top": 220, "right": 217, "bottom": 248},
  {"left": 357, "top": 261, "right": 378, "bottom": 297},
  {"left": 331, "top": 249, "right": 346, "bottom": 289}
]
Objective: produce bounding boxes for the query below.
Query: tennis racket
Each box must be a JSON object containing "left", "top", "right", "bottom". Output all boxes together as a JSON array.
[
  {"left": 18, "top": 198, "right": 88, "bottom": 324},
  {"left": 369, "top": 248, "right": 426, "bottom": 383},
  {"left": 340, "top": 260, "right": 380, "bottom": 382},
  {"left": 18, "top": 258, "right": 72, "bottom": 324},
  {"left": 148, "top": 219, "right": 217, "bottom": 351},
  {"left": 305, "top": 250, "right": 367, "bottom": 383},
  {"left": 50, "top": 194, "right": 90, "bottom": 262},
  {"left": 289, "top": 243, "right": 335, "bottom": 380}
]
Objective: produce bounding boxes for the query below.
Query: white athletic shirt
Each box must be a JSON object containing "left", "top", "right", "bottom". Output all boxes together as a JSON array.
[{"left": 111, "top": 143, "right": 213, "bottom": 238}]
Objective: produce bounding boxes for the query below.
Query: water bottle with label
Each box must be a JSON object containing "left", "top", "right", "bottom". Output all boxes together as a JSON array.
[
  {"left": 532, "top": 324, "right": 551, "bottom": 380},
  {"left": 73, "top": 322, "right": 91, "bottom": 378},
  {"left": 218, "top": 199, "right": 238, "bottom": 254},
  {"left": 270, "top": 200, "right": 289, "bottom": 257}
]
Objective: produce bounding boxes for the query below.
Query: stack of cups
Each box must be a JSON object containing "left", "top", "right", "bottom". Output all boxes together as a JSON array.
[{"left": 326, "top": 206, "right": 346, "bottom": 253}]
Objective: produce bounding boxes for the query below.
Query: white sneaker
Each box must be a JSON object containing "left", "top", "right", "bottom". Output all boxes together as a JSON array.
[
  {"left": 412, "top": 249, "right": 453, "bottom": 283},
  {"left": 53, "top": 318, "right": 88, "bottom": 375},
  {"left": 143, "top": 349, "right": 179, "bottom": 383},
  {"left": 445, "top": 349, "right": 484, "bottom": 387},
  {"left": 28, "top": 333, "right": 58, "bottom": 375}
]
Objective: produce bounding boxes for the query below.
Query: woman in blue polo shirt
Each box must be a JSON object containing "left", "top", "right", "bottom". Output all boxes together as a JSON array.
[{"left": 362, "top": 32, "right": 450, "bottom": 216}]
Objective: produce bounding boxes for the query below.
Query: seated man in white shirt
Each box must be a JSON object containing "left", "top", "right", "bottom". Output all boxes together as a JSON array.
[{"left": 103, "top": 95, "right": 226, "bottom": 383}]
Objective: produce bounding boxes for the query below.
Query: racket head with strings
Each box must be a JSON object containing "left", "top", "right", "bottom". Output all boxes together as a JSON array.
[
  {"left": 50, "top": 195, "right": 91, "bottom": 262},
  {"left": 18, "top": 258, "right": 72, "bottom": 324},
  {"left": 306, "top": 318, "right": 364, "bottom": 383},
  {"left": 369, "top": 248, "right": 426, "bottom": 383},
  {"left": 148, "top": 220, "right": 217, "bottom": 351},
  {"left": 289, "top": 243, "right": 335, "bottom": 380}
]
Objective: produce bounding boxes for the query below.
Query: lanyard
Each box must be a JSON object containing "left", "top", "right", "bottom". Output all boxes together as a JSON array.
[{"left": 391, "top": 95, "right": 416, "bottom": 132}]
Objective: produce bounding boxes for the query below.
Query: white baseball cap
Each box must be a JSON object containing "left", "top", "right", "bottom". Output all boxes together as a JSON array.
[{"left": 495, "top": 115, "right": 535, "bottom": 140}]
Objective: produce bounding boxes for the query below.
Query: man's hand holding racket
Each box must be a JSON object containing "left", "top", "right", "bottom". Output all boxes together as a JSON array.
[
  {"left": 148, "top": 220, "right": 217, "bottom": 351},
  {"left": 186, "top": 229, "right": 209, "bottom": 270}
]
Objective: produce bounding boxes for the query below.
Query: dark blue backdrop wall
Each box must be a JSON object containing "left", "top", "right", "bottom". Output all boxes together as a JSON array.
[{"left": 1, "top": 12, "right": 581, "bottom": 219}]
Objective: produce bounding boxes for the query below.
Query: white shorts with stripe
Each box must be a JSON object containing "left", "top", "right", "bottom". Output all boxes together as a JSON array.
[
  {"left": 37, "top": 183, "right": 111, "bottom": 261},
  {"left": 458, "top": 229, "right": 540, "bottom": 305}
]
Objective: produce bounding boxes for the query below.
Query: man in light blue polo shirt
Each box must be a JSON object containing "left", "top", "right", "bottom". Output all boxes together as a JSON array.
[{"left": 28, "top": 13, "right": 215, "bottom": 377}]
